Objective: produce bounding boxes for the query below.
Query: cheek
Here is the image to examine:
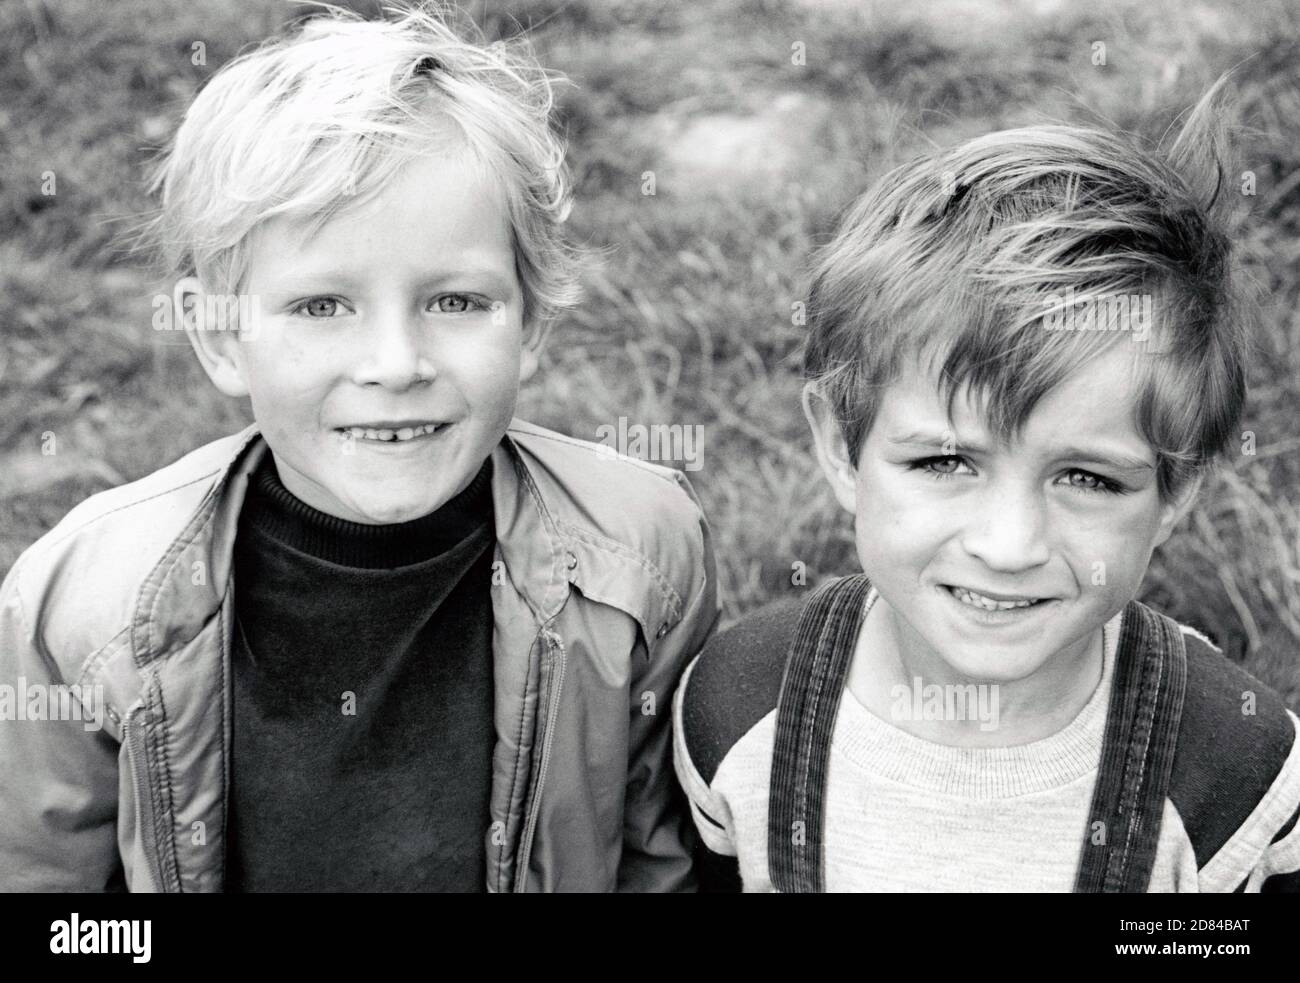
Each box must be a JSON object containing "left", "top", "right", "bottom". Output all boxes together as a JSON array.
[
  {"left": 441, "top": 331, "right": 522, "bottom": 413},
  {"left": 237, "top": 349, "right": 350, "bottom": 457},
  {"left": 242, "top": 345, "right": 330, "bottom": 417},
  {"left": 852, "top": 467, "right": 944, "bottom": 570},
  {"left": 856, "top": 464, "right": 948, "bottom": 531},
  {"left": 1049, "top": 495, "right": 1165, "bottom": 599}
]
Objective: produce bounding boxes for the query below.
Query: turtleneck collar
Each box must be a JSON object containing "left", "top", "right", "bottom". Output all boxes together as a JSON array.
[{"left": 240, "top": 454, "right": 494, "bottom": 569}]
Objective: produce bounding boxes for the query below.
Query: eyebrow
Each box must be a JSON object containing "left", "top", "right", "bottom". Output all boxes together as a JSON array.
[
  {"left": 886, "top": 429, "right": 1154, "bottom": 473},
  {"left": 1052, "top": 447, "right": 1155, "bottom": 473},
  {"left": 266, "top": 268, "right": 516, "bottom": 294}
]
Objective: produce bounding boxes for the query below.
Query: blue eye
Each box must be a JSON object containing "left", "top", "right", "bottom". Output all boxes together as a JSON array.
[
  {"left": 290, "top": 297, "right": 348, "bottom": 318},
  {"left": 1063, "top": 469, "right": 1123, "bottom": 494},
  {"left": 911, "top": 455, "right": 972, "bottom": 480},
  {"left": 432, "top": 294, "right": 484, "bottom": 313}
]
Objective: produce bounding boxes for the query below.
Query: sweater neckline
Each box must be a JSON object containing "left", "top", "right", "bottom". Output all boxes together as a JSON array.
[
  {"left": 240, "top": 454, "right": 493, "bottom": 569},
  {"left": 836, "top": 587, "right": 1121, "bottom": 799}
]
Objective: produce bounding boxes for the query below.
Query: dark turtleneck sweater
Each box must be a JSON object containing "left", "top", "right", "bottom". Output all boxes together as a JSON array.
[{"left": 225, "top": 453, "right": 496, "bottom": 893}]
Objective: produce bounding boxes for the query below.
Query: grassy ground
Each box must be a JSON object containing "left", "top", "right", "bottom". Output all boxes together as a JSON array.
[{"left": 2, "top": 0, "right": 1298, "bottom": 706}]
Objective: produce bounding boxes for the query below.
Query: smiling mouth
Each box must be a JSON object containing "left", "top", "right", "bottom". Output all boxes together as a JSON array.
[
  {"left": 336, "top": 423, "right": 446, "bottom": 443},
  {"left": 943, "top": 585, "right": 1053, "bottom": 612}
]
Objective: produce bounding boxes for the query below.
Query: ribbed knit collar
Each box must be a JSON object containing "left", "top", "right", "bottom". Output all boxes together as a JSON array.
[
  {"left": 239, "top": 454, "right": 494, "bottom": 569},
  {"left": 837, "top": 587, "right": 1120, "bottom": 799}
]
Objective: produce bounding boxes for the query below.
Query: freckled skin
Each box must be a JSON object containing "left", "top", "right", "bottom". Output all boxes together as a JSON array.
[
  {"left": 187, "top": 152, "right": 532, "bottom": 524},
  {"left": 807, "top": 345, "right": 1199, "bottom": 742}
]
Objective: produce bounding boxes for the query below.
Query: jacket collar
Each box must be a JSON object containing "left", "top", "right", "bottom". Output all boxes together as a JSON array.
[{"left": 131, "top": 422, "right": 570, "bottom": 669}]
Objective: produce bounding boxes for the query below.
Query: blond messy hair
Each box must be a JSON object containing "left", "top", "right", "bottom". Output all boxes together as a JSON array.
[
  {"left": 143, "top": 1, "right": 580, "bottom": 341},
  {"left": 804, "top": 78, "right": 1250, "bottom": 504}
]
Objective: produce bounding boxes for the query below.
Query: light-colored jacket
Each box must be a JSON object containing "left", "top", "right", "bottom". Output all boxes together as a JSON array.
[{"left": 0, "top": 420, "right": 718, "bottom": 892}]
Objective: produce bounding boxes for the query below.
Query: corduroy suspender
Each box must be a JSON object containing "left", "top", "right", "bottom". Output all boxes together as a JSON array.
[
  {"left": 1074, "top": 595, "right": 1187, "bottom": 891},
  {"left": 768, "top": 575, "right": 872, "bottom": 892},
  {"left": 767, "top": 574, "right": 1188, "bottom": 893}
]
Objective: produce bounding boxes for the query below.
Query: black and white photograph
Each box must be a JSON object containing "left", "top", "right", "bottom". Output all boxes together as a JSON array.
[{"left": 1, "top": 0, "right": 1298, "bottom": 960}]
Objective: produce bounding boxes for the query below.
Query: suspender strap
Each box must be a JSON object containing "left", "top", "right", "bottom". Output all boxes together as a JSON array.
[
  {"left": 768, "top": 575, "right": 871, "bottom": 893},
  {"left": 1073, "top": 599, "right": 1188, "bottom": 892},
  {"left": 768, "top": 582, "right": 1188, "bottom": 893}
]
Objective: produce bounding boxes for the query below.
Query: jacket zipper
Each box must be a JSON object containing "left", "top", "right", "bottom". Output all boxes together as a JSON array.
[
  {"left": 123, "top": 708, "right": 167, "bottom": 893},
  {"left": 513, "top": 625, "right": 566, "bottom": 892}
]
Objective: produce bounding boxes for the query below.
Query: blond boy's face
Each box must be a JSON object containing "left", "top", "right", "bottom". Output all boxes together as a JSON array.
[
  {"left": 809, "top": 343, "right": 1197, "bottom": 685},
  {"left": 193, "top": 151, "right": 529, "bottom": 524}
]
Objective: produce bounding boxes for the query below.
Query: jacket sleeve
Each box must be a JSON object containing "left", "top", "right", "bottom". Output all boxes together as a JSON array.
[
  {"left": 0, "top": 557, "right": 124, "bottom": 891},
  {"left": 615, "top": 473, "right": 721, "bottom": 893}
]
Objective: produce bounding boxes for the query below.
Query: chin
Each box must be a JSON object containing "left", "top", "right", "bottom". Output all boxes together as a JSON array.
[
  {"left": 334, "top": 472, "right": 456, "bottom": 522},
  {"left": 929, "top": 643, "right": 1050, "bottom": 685},
  {"left": 350, "top": 496, "right": 442, "bottom": 525}
]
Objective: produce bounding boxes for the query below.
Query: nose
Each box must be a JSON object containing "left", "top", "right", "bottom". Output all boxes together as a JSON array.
[
  {"left": 353, "top": 307, "right": 437, "bottom": 390},
  {"left": 958, "top": 483, "right": 1051, "bottom": 573}
]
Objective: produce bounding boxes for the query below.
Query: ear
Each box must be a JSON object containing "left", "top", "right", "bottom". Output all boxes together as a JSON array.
[
  {"left": 1152, "top": 472, "right": 1203, "bottom": 549},
  {"left": 174, "top": 276, "right": 250, "bottom": 398},
  {"left": 801, "top": 382, "right": 857, "bottom": 515},
  {"left": 518, "top": 341, "right": 539, "bottom": 384}
]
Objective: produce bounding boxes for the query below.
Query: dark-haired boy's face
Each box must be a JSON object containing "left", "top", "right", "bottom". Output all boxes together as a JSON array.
[
  {"left": 195, "top": 151, "right": 529, "bottom": 524},
  {"left": 810, "top": 344, "right": 1197, "bottom": 686}
]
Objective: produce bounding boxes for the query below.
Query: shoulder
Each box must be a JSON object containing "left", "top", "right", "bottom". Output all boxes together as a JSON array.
[
  {"left": 20, "top": 426, "right": 254, "bottom": 558},
  {"left": 505, "top": 418, "right": 712, "bottom": 596},
  {"left": 506, "top": 418, "right": 705, "bottom": 522},
  {"left": 4, "top": 427, "right": 256, "bottom": 673},
  {"left": 679, "top": 596, "right": 805, "bottom": 784},
  {"left": 1161, "top": 611, "right": 1298, "bottom": 867}
]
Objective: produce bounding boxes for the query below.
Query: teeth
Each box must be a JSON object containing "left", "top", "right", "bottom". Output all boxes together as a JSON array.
[
  {"left": 952, "top": 587, "right": 1037, "bottom": 611},
  {"left": 341, "top": 424, "right": 439, "bottom": 443}
]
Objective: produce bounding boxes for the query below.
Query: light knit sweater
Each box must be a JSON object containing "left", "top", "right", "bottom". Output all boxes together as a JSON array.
[{"left": 673, "top": 589, "right": 1300, "bottom": 892}]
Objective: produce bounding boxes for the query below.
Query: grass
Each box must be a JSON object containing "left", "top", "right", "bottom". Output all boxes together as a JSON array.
[{"left": 2, "top": 0, "right": 1298, "bottom": 707}]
